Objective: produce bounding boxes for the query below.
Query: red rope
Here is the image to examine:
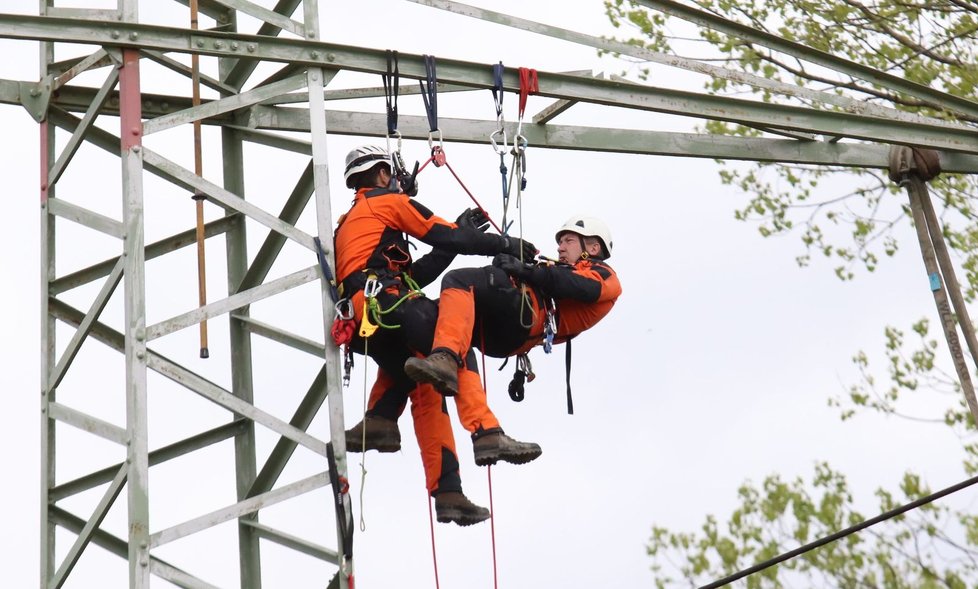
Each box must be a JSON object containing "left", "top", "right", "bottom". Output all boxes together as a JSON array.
[
  {"left": 427, "top": 496, "right": 441, "bottom": 589},
  {"left": 416, "top": 149, "right": 503, "bottom": 234},
  {"left": 488, "top": 465, "right": 499, "bottom": 589},
  {"left": 479, "top": 319, "right": 500, "bottom": 589}
]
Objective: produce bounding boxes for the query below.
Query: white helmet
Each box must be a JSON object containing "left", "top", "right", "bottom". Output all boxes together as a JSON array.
[
  {"left": 555, "top": 215, "right": 613, "bottom": 259},
  {"left": 344, "top": 145, "right": 390, "bottom": 188}
]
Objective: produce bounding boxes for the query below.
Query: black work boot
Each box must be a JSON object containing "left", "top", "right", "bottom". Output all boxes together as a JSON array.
[
  {"left": 434, "top": 491, "right": 491, "bottom": 526},
  {"left": 345, "top": 415, "right": 401, "bottom": 453},
  {"left": 472, "top": 428, "right": 542, "bottom": 466},
  {"left": 404, "top": 351, "right": 459, "bottom": 396}
]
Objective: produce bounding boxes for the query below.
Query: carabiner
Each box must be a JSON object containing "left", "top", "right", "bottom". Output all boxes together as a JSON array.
[
  {"left": 334, "top": 298, "right": 354, "bottom": 321},
  {"left": 427, "top": 128, "right": 443, "bottom": 152},
  {"left": 489, "top": 127, "right": 508, "bottom": 156},
  {"left": 364, "top": 277, "right": 383, "bottom": 299}
]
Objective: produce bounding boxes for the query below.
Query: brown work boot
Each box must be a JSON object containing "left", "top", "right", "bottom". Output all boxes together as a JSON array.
[
  {"left": 434, "top": 492, "right": 491, "bottom": 526},
  {"left": 404, "top": 351, "right": 459, "bottom": 396},
  {"left": 472, "top": 429, "right": 542, "bottom": 466},
  {"left": 345, "top": 415, "right": 400, "bottom": 453}
]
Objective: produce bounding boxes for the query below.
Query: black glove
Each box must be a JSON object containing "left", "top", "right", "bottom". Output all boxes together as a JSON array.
[
  {"left": 500, "top": 236, "right": 537, "bottom": 261},
  {"left": 493, "top": 253, "right": 535, "bottom": 281},
  {"left": 398, "top": 161, "right": 420, "bottom": 197},
  {"left": 456, "top": 207, "right": 490, "bottom": 233}
]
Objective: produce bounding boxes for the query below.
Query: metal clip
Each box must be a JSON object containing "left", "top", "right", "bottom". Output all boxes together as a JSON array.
[
  {"left": 334, "top": 298, "right": 354, "bottom": 321},
  {"left": 489, "top": 127, "right": 508, "bottom": 155},
  {"left": 543, "top": 310, "right": 556, "bottom": 354},
  {"left": 364, "top": 277, "right": 383, "bottom": 298},
  {"left": 427, "top": 128, "right": 443, "bottom": 152}
]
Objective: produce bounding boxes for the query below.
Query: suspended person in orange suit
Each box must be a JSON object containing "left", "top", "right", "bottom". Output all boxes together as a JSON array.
[
  {"left": 335, "top": 145, "right": 540, "bottom": 526},
  {"left": 353, "top": 216, "right": 622, "bottom": 509},
  {"left": 405, "top": 215, "right": 622, "bottom": 398}
]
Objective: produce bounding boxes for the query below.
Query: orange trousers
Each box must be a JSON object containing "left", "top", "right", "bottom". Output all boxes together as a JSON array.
[{"left": 368, "top": 347, "right": 499, "bottom": 494}]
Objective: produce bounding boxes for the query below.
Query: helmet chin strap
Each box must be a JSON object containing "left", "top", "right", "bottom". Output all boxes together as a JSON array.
[{"left": 578, "top": 234, "right": 589, "bottom": 260}]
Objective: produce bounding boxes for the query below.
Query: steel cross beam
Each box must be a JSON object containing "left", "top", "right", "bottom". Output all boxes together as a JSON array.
[{"left": 1, "top": 14, "right": 976, "bottom": 154}]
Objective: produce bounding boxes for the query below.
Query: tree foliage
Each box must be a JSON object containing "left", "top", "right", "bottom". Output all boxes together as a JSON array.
[
  {"left": 605, "top": 0, "right": 978, "bottom": 289},
  {"left": 602, "top": 1, "right": 978, "bottom": 586}
]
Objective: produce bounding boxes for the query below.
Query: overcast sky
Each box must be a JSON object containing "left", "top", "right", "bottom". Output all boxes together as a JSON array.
[{"left": 2, "top": 1, "right": 973, "bottom": 588}]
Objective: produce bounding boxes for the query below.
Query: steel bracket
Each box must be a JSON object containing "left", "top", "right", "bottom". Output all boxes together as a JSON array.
[{"left": 20, "top": 74, "right": 54, "bottom": 122}]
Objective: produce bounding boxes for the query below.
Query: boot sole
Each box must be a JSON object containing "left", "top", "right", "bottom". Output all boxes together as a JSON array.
[
  {"left": 404, "top": 358, "right": 458, "bottom": 396},
  {"left": 436, "top": 509, "right": 491, "bottom": 527},
  {"left": 345, "top": 437, "right": 401, "bottom": 453},
  {"left": 474, "top": 446, "right": 543, "bottom": 467}
]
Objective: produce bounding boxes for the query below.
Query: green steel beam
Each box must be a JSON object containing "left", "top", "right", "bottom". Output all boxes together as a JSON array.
[
  {"left": 409, "top": 0, "right": 977, "bottom": 133},
  {"left": 48, "top": 297, "right": 331, "bottom": 458},
  {"left": 224, "top": 0, "right": 303, "bottom": 89},
  {"left": 1, "top": 15, "right": 975, "bottom": 153},
  {"left": 635, "top": 0, "right": 978, "bottom": 121},
  {"left": 248, "top": 107, "right": 978, "bottom": 173},
  {"left": 49, "top": 215, "right": 238, "bottom": 295},
  {"left": 237, "top": 161, "right": 315, "bottom": 291},
  {"left": 49, "top": 507, "right": 220, "bottom": 589},
  {"left": 23, "top": 78, "right": 978, "bottom": 172},
  {"left": 49, "top": 421, "right": 248, "bottom": 501},
  {"left": 246, "top": 366, "right": 328, "bottom": 498}
]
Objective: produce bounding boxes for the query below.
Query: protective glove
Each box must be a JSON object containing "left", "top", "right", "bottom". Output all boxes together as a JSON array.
[
  {"left": 456, "top": 207, "right": 490, "bottom": 233},
  {"left": 500, "top": 236, "right": 537, "bottom": 261},
  {"left": 398, "top": 161, "right": 420, "bottom": 197},
  {"left": 493, "top": 253, "right": 535, "bottom": 281}
]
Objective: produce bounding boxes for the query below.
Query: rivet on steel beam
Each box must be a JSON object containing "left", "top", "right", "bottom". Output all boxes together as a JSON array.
[
  {"left": 230, "top": 42, "right": 239, "bottom": 51},
  {"left": 247, "top": 43, "right": 256, "bottom": 53},
  {"left": 214, "top": 41, "right": 224, "bottom": 49},
  {"left": 133, "top": 146, "right": 142, "bottom": 153},
  {"left": 161, "top": 102, "right": 169, "bottom": 110},
  {"left": 310, "top": 71, "right": 319, "bottom": 82},
  {"left": 30, "top": 89, "right": 39, "bottom": 97},
  {"left": 135, "top": 328, "right": 145, "bottom": 342},
  {"left": 327, "top": 53, "right": 336, "bottom": 62},
  {"left": 310, "top": 51, "right": 319, "bottom": 59},
  {"left": 111, "top": 30, "right": 120, "bottom": 39},
  {"left": 136, "top": 350, "right": 145, "bottom": 360},
  {"left": 132, "top": 127, "right": 140, "bottom": 135},
  {"left": 308, "top": 29, "right": 317, "bottom": 38},
  {"left": 129, "top": 32, "right": 138, "bottom": 41},
  {"left": 196, "top": 39, "right": 205, "bottom": 48}
]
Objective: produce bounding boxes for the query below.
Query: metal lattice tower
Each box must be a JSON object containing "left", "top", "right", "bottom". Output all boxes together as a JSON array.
[{"left": 4, "top": 0, "right": 978, "bottom": 587}]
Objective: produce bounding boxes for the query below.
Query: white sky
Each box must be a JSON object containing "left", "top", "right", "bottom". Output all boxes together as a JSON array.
[{"left": 2, "top": 1, "right": 973, "bottom": 588}]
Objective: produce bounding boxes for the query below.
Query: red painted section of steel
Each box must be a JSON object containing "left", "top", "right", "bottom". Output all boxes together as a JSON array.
[
  {"left": 119, "top": 48, "right": 142, "bottom": 151},
  {"left": 39, "top": 121, "right": 48, "bottom": 203}
]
